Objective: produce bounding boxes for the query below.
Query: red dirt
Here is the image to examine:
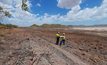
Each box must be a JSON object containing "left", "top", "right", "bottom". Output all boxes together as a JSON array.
[{"left": 0, "top": 28, "right": 107, "bottom": 65}]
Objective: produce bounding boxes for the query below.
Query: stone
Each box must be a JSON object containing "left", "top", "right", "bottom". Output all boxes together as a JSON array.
[
  {"left": 15, "top": 46, "right": 21, "bottom": 50},
  {"left": 25, "top": 56, "right": 33, "bottom": 61}
]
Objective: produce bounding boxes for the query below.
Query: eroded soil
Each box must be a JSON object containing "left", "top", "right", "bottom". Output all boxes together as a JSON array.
[{"left": 0, "top": 28, "right": 107, "bottom": 65}]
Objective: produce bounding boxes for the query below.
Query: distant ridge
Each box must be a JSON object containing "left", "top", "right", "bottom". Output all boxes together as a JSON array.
[{"left": 30, "top": 24, "right": 68, "bottom": 28}]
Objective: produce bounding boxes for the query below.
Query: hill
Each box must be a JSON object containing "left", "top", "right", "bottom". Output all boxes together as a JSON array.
[{"left": 30, "top": 24, "right": 68, "bottom": 28}]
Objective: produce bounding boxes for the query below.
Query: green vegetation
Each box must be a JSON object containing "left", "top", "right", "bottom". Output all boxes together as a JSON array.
[
  {"left": 0, "top": 7, "right": 11, "bottom": 17},
  {"left": 21, "top": 0, "right": 29, "bottom": 11},
  {"left": 0, "top": 0, "right": 29, "bottom": 19},
  {"left": 30, "top": 24, "right": 39, "bottom": 28},
  {"left": 30, "top": 24, "right": 68, "bottom": 28},
  {"left": 0, "top": 22, "right": 18, "bottom": 29}
]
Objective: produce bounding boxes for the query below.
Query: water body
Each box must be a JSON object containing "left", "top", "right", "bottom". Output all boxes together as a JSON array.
[
  {"left": 70, "top": 27, "right": 107, "bottom": 31},
  {"left": 70, "top": 27, "right": 90, "bottom": 28},
  {"left": 70, "top": 27, "right": 107, "bottom": 29}
]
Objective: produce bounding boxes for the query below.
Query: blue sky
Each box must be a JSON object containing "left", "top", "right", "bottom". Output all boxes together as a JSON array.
[{"left": 0, "top": 0, "right": 107, "bottom": 27}]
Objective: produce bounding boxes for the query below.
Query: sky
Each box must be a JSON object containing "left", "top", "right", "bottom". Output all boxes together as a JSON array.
[{"left": 0, "top": 0, "right": 107, "bottom": 27}]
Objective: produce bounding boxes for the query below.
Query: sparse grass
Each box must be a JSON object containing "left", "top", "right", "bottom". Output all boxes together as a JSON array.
[
  {"left": 0, "top": 31, "right": 3, "bottom": 34},
  {"left": 0, "top": 31, "right": 5, "bottom": 36},
  {"left": 0, "top": 46, "right": 5, "bottom": 51},
  {"left": 0, "top": 32, "right": 4, "bottom": 38}
]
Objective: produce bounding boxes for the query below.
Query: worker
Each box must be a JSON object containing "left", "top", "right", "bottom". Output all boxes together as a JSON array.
[
  {"left": 56, "top": 32, "right": 60, "bottom": 45},
  {"left": 60, "top": 33, "right": 65, "bottom": 46}
]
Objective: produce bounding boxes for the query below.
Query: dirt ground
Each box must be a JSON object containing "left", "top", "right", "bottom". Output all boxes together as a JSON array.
[{"left": 0, "top": 27, "right": 107, "bottom": 65}]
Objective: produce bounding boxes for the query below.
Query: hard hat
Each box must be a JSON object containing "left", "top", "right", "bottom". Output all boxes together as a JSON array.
[
  {"left": 63, "top": 33, "right": 65, "bottom": 35},
  {"left": 58, "top": 32, "right": 60, "bottom": 34}
]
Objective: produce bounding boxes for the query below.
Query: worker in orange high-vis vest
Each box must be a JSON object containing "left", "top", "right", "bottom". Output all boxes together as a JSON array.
[
  {"left": 56, "top": 32, "right": 60, "bottom": 45},
  {"left": 60, "top": 33, "right": 65, "bottom": 46}
]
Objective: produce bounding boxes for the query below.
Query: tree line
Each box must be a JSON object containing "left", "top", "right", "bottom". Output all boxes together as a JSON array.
[{"left": 0, "top": 22, "right": 18, "bottom": 29}]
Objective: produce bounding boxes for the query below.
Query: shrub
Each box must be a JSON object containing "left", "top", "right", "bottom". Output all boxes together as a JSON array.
[{"left": 0, "top": 22, "right": 18, "bottom": 29}]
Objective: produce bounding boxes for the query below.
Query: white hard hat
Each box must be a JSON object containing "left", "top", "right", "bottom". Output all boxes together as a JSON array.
[
  {"left": 58, "top": 32, "right": 60, "bottom": 34},
  {"left": 63, "top": 33, "right": 65, "bottom": 35}
]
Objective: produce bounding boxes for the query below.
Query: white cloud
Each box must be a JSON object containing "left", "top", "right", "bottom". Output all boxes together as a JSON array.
[
  {"left": 58, "top": 0, "right": 107, "bottom": 22},
  {"left": 36, "top": 3, "right": 41, "bottom": 7},
  {"left": 0, "top": 0, "right": 35, "bottom": 26},
  {"left": 57, "top": 0, "right": 82, "bottom": 9},
  {"left": 1, "top": 0, "right": 107, "bottom": 26}
]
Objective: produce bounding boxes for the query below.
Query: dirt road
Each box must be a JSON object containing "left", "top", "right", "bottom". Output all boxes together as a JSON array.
[{"left": 0, "top": 28, "right": 107, "bottom": 65}]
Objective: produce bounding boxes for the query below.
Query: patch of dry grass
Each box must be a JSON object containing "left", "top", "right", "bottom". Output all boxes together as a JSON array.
[{"left": 0, "top": 46, "right": 5, "bottom": 51}]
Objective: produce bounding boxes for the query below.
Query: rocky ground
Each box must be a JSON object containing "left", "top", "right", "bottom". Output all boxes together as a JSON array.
[{"left": 0, "top": 27, "right": 107, "bottom": 65}]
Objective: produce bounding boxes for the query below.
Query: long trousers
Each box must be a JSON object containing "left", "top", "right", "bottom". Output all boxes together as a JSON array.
[
  {"left": 56, "top": 37, "right": 60, "bottom": 45},
  {"left": 60, "top": 40, "right": 65, "bottom": 46}
]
